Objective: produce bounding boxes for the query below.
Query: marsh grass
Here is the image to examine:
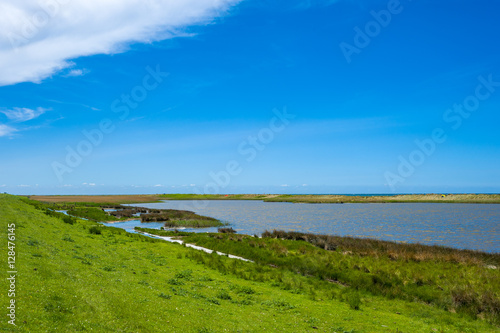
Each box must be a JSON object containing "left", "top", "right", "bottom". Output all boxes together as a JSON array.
[
  {"left": 140, "top": 209, "right": 223, "bottom": 226},
  {"left": 261, "top": 230, "right": 499, "bottom": 266},
  {"left": 144, "top": 228, "right": 500, "bottom": 325},
  {"left": 67, "top": 207, "right": 117, "bottom": 222},
  {"left": 163, "top": 219, "right": 226, "bottom": 228}
]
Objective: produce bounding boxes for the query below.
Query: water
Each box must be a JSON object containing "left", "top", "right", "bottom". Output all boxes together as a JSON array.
[{"left": 103, "top": 200, "right": 500, "bottom": 253}]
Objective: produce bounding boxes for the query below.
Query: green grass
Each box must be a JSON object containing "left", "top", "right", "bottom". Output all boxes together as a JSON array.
[
  {"left": 66, "top": 207, "right": 119, "bottom": 222},
  {"left": 1, "top": 194, "right": 498, "bottom": 332},
  {"left": 141, "top": 229, "right": 500, "bottom": 326},
  {"left": 162, "top": 219, "right": 227, "bottom": 228}
]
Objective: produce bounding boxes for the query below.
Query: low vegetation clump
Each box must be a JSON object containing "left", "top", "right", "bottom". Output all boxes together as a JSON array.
[
  {"left": 108, "top": 208, "right": 137, "bottom": 218},
  {"left": 218, "top": 227, "right": 236, "bottom": 233},
  {"left": 67, "top": 207, "right": 118, "bottom": 222}
]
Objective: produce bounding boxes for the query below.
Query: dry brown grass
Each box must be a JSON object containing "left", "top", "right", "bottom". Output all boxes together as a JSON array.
[
  {"left": 30, "top": 195, "right": 162, "bottom": 204},
  {"left": 29, "top": 193, "right": 500, "bottom": 204},
  {"left": 264, "top": 193, "right": 500, "bottom": 204}
]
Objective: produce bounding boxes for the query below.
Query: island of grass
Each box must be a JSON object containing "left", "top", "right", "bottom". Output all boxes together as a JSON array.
[
  {"left": 140, "top": 209, "right": 226, "bottom": 228},
  {"left": 66, "top": 207, "right": 122, "bottom": 222}
]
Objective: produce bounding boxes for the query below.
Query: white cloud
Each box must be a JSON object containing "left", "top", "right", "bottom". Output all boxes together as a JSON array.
[
  {"left": 0, "top": 107, "right": 48, "bottom": 122},
  {"left": 0, "top": 124, "right": 18, "bottom": 137},
  {"left": 0, "top": 0, "right": 241, "bottom": 86},
  {"left": 63, "top": 68, "right": 86, "bottom": 77}
]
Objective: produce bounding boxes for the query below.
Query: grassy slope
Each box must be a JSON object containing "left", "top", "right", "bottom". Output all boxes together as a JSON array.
[
  {"left": 0, "top": 194, "right": 497, "bottom": 332},
  {"left": 145, "top": 230, "right": 499, "bottom": 324}
]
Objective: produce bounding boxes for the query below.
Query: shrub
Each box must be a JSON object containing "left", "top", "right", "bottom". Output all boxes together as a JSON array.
[
  {"left": 216, "top": 290, "right": 232, "bottom": 300},
  {"left": 62, "top": 216, "right": 76, "bottom": 225},
  {"left": 168, "top": 278, "right": 184, "bottom": 286},
  {"left": 158, "top": 293, "right": 171, "bottom": 299},
  {"left": 218, "top": 227, "right": 236, "bottom": 234},
  {"left": 89, "top": 226, "right": 102, "bottom": 235},
  {"left": 346, "top": 292, "right": 361, "bottom": 310},
  {"left": 175, "top": 270, "right": 192, "bottom": 280},
  {"left": 261, "top": 299, "right": 295, "bottom": 310},
  {"left": 236, "top": 286, "right": 256, "bottom": 295}
]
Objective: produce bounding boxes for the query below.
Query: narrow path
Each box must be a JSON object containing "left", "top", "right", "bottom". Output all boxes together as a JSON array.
[{"left": 136, "top": 231, "right": 254, "bottom": 263}]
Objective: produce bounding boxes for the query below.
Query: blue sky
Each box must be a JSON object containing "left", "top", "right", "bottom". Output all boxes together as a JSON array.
[{"left": 1, "top": 0, "right": 499, "bottom": 195}]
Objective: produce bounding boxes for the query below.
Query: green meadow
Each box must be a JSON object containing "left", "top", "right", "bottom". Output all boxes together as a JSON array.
[{"left": 1, "top": 194, "right": 499, "bottom": 332}]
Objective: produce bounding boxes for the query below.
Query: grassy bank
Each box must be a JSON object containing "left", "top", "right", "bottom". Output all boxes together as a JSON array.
[
  {"left": 1, "top": 194, "right": 498, "bottom": 332},
  {"left": 140, "top": 228, "right": 500, "bottom": 326}
]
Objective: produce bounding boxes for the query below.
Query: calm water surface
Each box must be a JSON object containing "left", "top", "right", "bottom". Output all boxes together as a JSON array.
[{"left": 104, "top": 200, "right": 500, "bottom": 253}]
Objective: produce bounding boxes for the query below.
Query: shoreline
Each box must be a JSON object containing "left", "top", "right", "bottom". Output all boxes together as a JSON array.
[{"left": 104, "top": 217, "right": 139, "bottom": 223}]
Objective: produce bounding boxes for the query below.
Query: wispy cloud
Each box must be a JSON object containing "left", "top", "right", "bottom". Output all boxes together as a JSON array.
[
  {"left": 0, "top": 107, "right": 48, "bottom": 122},
  {"left": 62, "top": 68, "right": 87, "bottom": 78},
  {"left": 0, "top": 124, "right": 18, "bottom": 137},
  {"left": 0, "top": 0, "right": 242, "bottom": 86}
]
